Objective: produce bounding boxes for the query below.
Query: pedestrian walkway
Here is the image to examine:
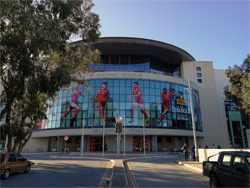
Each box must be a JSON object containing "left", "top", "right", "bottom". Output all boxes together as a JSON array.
[
  {"left": 176, "top": 160, "right": 203, "bottom": 173},
  {"left": 110, "top": 160, "right": 128, "bottom": 188}
]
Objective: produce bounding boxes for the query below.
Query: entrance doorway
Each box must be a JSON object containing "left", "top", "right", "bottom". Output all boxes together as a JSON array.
[
  {"left": 90, "top": 136, "right": 105, "bottom": 152},
  {"left": 133, "top": 136, "right": 148, "bottom": 152}
]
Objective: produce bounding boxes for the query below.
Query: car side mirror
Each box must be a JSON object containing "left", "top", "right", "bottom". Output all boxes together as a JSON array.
[{"left": 24, "top": 158, "right": 27, "bottom": 161}]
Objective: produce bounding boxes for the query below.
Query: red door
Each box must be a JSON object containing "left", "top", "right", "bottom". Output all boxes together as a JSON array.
[{"left": 133, "top": 136, "right": 148, "bottom": 152}]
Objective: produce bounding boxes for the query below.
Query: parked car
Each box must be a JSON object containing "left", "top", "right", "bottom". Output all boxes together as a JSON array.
[
  {"left": 203, "top": 151, "right": 250, "bottom": 187},
  {"left": 1, "top": 153, "right": 32, "bottom": 179}
]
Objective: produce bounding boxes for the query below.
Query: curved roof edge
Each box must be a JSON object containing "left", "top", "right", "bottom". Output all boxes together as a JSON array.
[{"left": 70, "top": 37, "right": 196, "bottom": 62}]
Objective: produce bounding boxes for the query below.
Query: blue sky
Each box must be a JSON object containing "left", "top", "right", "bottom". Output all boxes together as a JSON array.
[{"left": 92, "top": 0, "right": 250, "bottom": 69}]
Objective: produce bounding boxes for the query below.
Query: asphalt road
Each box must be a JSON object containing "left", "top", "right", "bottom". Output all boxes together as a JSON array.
[
  {"left": 127, "top": 157, "right": 209, "bottom": 187},
  {"left": 1, "top": 153, "right": 109, "bottom": 187}
]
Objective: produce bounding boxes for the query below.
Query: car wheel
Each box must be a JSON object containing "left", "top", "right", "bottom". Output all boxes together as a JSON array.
[
  {"left": 209, "top": 174, "right": 220, "bottom": 188},
  {"left": 24, "top": 164, "right": 31, "bottom": 173},
  {"left": 3, "top": 169, "right": 10, "bottom": 180}
]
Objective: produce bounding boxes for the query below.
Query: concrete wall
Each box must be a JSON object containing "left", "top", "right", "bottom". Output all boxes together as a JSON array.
[
  {"left": 181, "top": 61, "right": 230, "bottom": 148},
  {"left": 198, "top": 148, "right": 250, "bottom": 162},
  {"left": 24, "top": 137, "right": 49, "bottom": 152}
]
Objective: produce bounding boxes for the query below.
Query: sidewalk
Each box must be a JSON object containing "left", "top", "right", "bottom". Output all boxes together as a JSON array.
[
  {"left": 50, "top": 151, "right": 180, "bottom": 160},
  {"left": 176, "top": 160, "right": 203, "bottom": 173}
]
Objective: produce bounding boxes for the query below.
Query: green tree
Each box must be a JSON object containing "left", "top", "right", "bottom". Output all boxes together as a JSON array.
[
  {"left": 0, "top": 0, "right": 101, "bottom": 152},
  {"left": 224, "top": 54, "right": 250, "bottom": 128}
]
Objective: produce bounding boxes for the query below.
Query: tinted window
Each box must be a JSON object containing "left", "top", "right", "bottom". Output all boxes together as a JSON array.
[
  {"left": 197, "top": 73, "right": 202, "bottom": 77},
  {"left": 232, "top": 156, "right": 249, "bottom": 174},
  {"left": 8, "top": 154, "right": 17, "bottom": 162},
  {"left": 1, "top": 155, "right": 5, "bottom": 163},
  {"left": 222, "top": 154, "right": 232, "bottom": 167},
  {"left": 197, "top": 79, "right": 202, "bottom": 83},
  {"left": 16, "top": 153, "right": 25, "bottom": 161},
  {"left": 196, "top": 67, "right": 201, "bottom": 71}
]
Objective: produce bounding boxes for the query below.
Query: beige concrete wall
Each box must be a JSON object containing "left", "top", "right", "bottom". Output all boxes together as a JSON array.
[
  {"left": 214, "top": 69, "right": 231, "bottom": 147},
  {"left": 198, "top": 148, "right": 250, "bottom": 162},
  {"left": 24, "top": 137, "right": 49, "bottom": 152},
  {"left": 181, "top": 61, "right": 230, "bottom": 148}
]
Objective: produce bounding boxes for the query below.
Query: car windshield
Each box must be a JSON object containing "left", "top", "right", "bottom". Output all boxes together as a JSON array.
[{"left": 1, "top": 154, "right": 5, "bottom": 163}]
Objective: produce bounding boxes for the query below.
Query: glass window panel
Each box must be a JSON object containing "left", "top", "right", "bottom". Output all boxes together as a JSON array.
[
  {"left": 150, "top": 81, "right": 155, "bottom": 88},
  {"left": 120, "top": 87, "right": 125, "bottom": 94},
  {"left": 126, "top": 80, "right": 132, "bottom": 86},
  {"left": 144, "top": 81, "right": 149, "bottom": 87},
  {"left": 120, "top": 102, "right": 126, "bottom": 109},
  {"left": 150, "top": 88, "right": 155, "bottom": 95},
  {"left": 144, "top": 88, "right": 149, "bottom": 95},
  {"left": 137, "top": 80, "right": 144, "bottom": 87},
  {"left": 114, "top": 88, "right": 119, "bottom": 94},
  {"left": 120, "top": 80, "right": 125, "bottom": 86},
  {"left": 126, "top": 87, "right": 132, "bottom": 94},
  {"left": 155, "top": 82, "right": 160, "bottom": 88},
  {"left": 114, "top": 95, "right": 119, "bottom": 101},
  {"left": 120, "top": 95, "right": 126, "bottom": 102},
  {"left": 94, "top": 118, "right": 99, "bottom": 127},
  {"left": 114, "top": 80, "right": 120, "bottom": 86}
]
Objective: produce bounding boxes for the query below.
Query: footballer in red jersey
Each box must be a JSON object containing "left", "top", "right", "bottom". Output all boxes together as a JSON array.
[
  {"left": 128, "top": 82, "right": 149, "bottom": 124},
  {"left": 95, "top": 82, "right": 110, "bottom": 120},
  {"left": 156, "top": 88, "right": 179, "bottom": 123},
  {"left": 61, "top": 86, "right": 87, "bottom": 123}
]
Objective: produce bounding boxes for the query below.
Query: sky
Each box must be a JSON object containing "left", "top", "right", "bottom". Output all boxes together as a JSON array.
[{"left": 92, "top": 0, "right": 250, "bottom": 69}]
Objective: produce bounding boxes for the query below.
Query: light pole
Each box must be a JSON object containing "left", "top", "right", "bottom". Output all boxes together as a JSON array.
[
  {"left": 185, "top": 79, "right": 199, "bottom": 161},
  {"left": 102, "top": 117, "right": 105, "bottom": 156},
  {"left": 81, "top": 114, "right": 85, "bottom": 156},
  {"left": 143, "top": 115, "right": 146, "bottom": 156},
  {"left": 123, "top": 113, "right": 126, "bottom": 156}
]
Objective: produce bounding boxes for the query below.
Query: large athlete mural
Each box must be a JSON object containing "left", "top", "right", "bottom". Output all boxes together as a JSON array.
[
  {"left": 128, "top": 82, "right": 150, "bottom": 124},
  {"left": 61, "top": 86, "right": 87, "bottom": 126},
  {"left": 156, "top": 87, "right": 179, "bottom": 124},
  {"left": 36, "top": 80, "right": 202, "bottom": 130},
  {"left": 95, "top": 82, "right": 110, "bottom": 121}
]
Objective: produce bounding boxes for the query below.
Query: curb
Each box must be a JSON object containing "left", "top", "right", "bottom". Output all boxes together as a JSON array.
[
  {"left": 176, "top": 161, "right": 202, "bottom": 173},
  {"left": 50, "top": 155, "right": 111, "bottom": 161}
]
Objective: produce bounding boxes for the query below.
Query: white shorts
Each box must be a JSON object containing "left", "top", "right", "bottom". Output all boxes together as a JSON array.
[
  {"left": 70, "top": 102, "right": 78, "bottom": 108},
  {"left": 132, "top": 103, "right": 144, "bottom": 110}
]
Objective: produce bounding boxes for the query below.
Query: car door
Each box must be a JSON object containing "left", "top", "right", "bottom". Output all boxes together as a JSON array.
[
  {"left": 8, "top": 154, "right": 18, "bottom": 173},
  {"left": 231, "top": 155, "right": 250, "bottom": 187},
  {"left": 217, "top": 153, "right": 232, "bottom": 187},
  {"left": 15, "top": 153, "right": 27, "bottom": 171}
]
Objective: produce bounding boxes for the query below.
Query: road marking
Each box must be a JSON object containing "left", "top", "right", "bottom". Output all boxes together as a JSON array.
[
  {"left": 99, "top": 161, "right": 112, "bottom": 188},
  {"left": 126, "top": 162, "right": 138, "bottom": 188}
]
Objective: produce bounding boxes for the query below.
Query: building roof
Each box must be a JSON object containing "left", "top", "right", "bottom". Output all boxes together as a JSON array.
[{"left": 70, "top": 37, "right": 195, "bottom": 66}]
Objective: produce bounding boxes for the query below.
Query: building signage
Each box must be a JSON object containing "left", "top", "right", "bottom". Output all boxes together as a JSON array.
[
  {"left": 176, "top": 99, "right": 187, "bottom": 106},
  {"left": 92, "top": 128, "right": 146, "bottom": 134},
  {"left": 94, "top": 72, "right": 143, "bottom": 79}
]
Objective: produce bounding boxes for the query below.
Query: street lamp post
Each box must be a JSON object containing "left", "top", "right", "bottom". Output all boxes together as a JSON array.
[
  {"left": 102, "top": 118, "right": 105, "bottom": 156},
  {"left": 185, "top": 79, "right": 199, "bottom": 161},
  {"left": 143, "top": 115, "right": 146, "bottom": 156},
  {"left": 81, "top": 114, "right": 85, "bottom": 156},
  {"left": 123, "top": 113, "right": 126, "bottom": 156}
]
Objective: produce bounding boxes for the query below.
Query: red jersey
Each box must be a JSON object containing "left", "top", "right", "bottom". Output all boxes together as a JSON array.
[
  {"left": 71, "top": 92, "right": 83, "bottom": 102},
  {"left": 161, "top": 92, "right": 174, "bottom": 105},
  {"left": 97, "top": 88, "right": 109, "bottom": 102},
  {"left": 133, "top": 87, "right": 143, "bottom": 104}
]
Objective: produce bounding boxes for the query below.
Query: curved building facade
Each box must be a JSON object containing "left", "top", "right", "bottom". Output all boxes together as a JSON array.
[{"left": 25, "top": 37, "right": 232, "bottom": 152}]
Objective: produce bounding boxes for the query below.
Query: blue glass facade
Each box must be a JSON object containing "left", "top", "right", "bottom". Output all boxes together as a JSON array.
[{"left": 37, "top": 79, "right": 202, "bottom": 131}]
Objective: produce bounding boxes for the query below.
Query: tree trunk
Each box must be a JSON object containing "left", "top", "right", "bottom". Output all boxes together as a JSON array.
[
  {"left": 12, "top": 140, "right": 19, "bottom": 153},
  {"left": 18, "top": 123, "right": 37, "bottom": 153},
  {"left": 17, "top": 143, "right": 24, "bottom": 153},
  {"left": 7, "top": 134, "right": 12, "bottom": 153}
]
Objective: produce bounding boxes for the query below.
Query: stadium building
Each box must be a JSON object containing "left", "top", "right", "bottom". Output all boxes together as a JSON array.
[{"left": 23, "top": 37, "right": 247, "bottom": 152}]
